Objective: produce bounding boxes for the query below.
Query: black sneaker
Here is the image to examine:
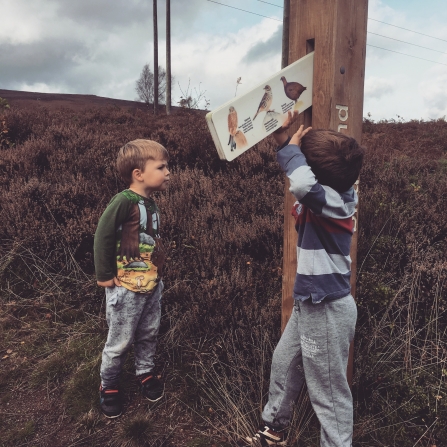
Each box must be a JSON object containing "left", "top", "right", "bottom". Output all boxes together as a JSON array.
[
  {"left": 99, "top": 384, "right": 122, "bottom": 418},
  {"left": 138, "top": 373, "right": 164, "bottom": 402},
  {"left": 236, "top": 425, "right": 288, "bottom": 446}
]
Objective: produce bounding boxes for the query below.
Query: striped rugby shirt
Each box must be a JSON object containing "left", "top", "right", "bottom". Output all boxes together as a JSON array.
[{"left": 277, "top": 140, "right": 358, "bottom": 303}]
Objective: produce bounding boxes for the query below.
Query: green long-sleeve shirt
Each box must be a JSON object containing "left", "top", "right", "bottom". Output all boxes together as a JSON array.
[{"left": 94, "top": 189, "right": 162, "bottom": 293}]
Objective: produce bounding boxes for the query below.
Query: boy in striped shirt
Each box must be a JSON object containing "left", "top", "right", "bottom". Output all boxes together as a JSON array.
[{"left": 240, "top": 114, "right": 365, "bottom": 447}]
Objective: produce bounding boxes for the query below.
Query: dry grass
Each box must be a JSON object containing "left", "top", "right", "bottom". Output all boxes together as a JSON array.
[
  {"left": 180, "top": 332, "right": 315, "bottom": 446},
  {"left": 353, "top": 118, "right": 447, "bottom": 447},
  {"left": 0, "top": 102, "right": 446, "bottom": 446}
]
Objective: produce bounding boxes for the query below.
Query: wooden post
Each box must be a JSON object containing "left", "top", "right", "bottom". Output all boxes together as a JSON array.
[
  {"left": 281, "top": 0, "right": 290, "bottom": 69},
  {"left": 166, "top": 0, "right": 171, "bottom": 115},
  {"left": 153, "top": 0, "right": 159, "bottom": 115},
  {"left": 281, "top": 0, "right": 368, "bottom": 386}
]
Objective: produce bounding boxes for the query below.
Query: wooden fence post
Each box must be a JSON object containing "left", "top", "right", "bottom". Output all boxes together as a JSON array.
[{"left": 281, "top": 0, "right": 368, "bottom": 386}]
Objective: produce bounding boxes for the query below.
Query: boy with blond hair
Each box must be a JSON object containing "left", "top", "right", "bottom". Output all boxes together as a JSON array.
[
  {"left": 239, "top": 113, "right": 365, "bottom": 447},
  {"left": 94, "top": 139, "right": 170, "bottom": 418}
]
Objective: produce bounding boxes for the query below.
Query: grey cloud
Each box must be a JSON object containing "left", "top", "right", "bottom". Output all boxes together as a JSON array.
[
  {"left": 423, "top": 85, "right": 447, "bottom": 118},
  {"left": 242, "top": 26, "right": 282, "bottom": 64},
  {"left": 56, "top": 0, "right": 151, "bottom": 29},
  {"left": 364, "top": 77, "right": 395, "bottom": 100},
  {"left": 0, "top": 0, "right": 279, "bottom": 100},
  {"left": 0, "top": 0, "right": 207, "bottom": 94},
  {"left": 163, "top": 0, "right": 211, "bottom": 38},
  {"left": 0, "top": 39, "right": 89, "bottom": 88},
  {"left": 366, "top": 84, "right": 394, "bottom": 100},
  {"left": 425, "top": 90, "right": 447, "bottom": 111},
  {"left": 57, "top": 0, "right": 205, "bottom": 36},
  {"left": 171, "top": 0, "right": 203, "bottom": 20}
]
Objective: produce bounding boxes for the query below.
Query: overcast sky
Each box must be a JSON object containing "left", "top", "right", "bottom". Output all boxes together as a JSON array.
[{"left": 1, "top": 0, "right": 446, "bottom": 121}]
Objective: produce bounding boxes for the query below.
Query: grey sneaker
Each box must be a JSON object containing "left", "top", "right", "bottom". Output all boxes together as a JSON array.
[
  {"left": 237, "top": 425, "right": 288, "bottom": 446},
  {"left": 99, "top": 385, "right": 122, "bottom": 418},
  {"left": 138, "top": 373, "right": 164, "bottom": 402}
]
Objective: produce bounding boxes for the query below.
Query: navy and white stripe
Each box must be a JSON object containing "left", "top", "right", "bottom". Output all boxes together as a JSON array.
[{"left": 277, "top": 143, "right": 358, "bottom": 303}]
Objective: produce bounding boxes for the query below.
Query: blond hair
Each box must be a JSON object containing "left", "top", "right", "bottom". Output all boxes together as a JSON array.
[{"left": 117, "top": 139, "right": 169, "bottom": 185}]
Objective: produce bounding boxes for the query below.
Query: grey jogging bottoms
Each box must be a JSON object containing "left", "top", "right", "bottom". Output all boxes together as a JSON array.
[
  {"left": 262, "top": 294, "right": 357, "bottom": 447},
  {"left": 100, "top": 281, "right": 163, "bottom": 388}
]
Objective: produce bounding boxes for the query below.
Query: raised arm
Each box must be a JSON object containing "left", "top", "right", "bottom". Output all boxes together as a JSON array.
[{"left": 273, "top": 113, "right": 357, "bottom": 218}]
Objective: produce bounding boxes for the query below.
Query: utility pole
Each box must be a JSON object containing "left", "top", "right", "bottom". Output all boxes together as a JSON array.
[
  {"left": 153, "top": 0, "right": 159, "bottom": 115},
  {"left": 281, "top": 0, "right": 368, "bottom": 387},
  {"left": 281, "top": 0, "right": 290, "bottom": 69},
  {"left": 166, "top": 0, "right": 171, "bottom": 115}
]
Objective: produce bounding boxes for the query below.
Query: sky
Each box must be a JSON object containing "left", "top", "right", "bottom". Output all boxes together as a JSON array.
[{"left": 1, "top": 0, "right": 447, "bottom": 121}]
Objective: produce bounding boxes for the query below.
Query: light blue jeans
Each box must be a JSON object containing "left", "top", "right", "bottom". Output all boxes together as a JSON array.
[
  {"left": 262, "top": 295, "right": 357, "bottom": 447},
  {"left": 100, "top": 281, "right": 163, "bottom": 388}
]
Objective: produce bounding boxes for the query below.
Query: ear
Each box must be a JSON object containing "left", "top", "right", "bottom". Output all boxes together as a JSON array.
[{"left": 132, "top": 168, "right": 143, "bottom": 182}]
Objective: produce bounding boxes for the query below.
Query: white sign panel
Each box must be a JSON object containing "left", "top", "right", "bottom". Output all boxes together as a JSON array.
[{"left": 206, "top": 52, "right": 314, "bottom": 161}]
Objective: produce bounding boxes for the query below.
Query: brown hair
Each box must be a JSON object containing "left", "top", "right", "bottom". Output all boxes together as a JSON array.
[
  {"left": 116, "top": 139, "right": 169, "bottom": 185},
  {"left": 300, "top": 129, "right": 365, "bottom": 193}
]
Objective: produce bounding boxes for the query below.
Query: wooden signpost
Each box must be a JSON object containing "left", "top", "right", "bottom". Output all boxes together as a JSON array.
[
  {"left": 205, "top": 0, "right": 368, "bottom": 387},
  {"left": 205, "top": 54, "right": 314, "bottom": 161},
  {"left": 281, "top": 0, "right": 368, "bottom": 385}
]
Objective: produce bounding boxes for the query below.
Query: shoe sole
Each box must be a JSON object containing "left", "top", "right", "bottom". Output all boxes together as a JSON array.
[
  {"left": 144, "top": 392, "right": 164, "bottom": 402},
  {"left": 102, "top": 411, "right": 122, "bottom": 419},
  {"left": 244, "top": 435, "right": 288, "bottom": 446}
]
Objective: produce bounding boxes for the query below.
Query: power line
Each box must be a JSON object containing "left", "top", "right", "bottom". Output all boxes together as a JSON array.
[
  {"left": 368, "top": 18, "right": 447, "bottom": 43},
  {"left": 257, "top": 0, "right": 283, "bottom": 6},
  {"left": 257, "top": 0, "right": 283, "bottom": 7},
  {"left": 207, "top": 0, "right": 447, "bottom": 66},
  {"left": 367, "top": 44, "right": 447, "bottom": 66},
  {"left": 368, "top": 32, "right": 447, "bottom": 55},
  {"left": 254, "top": 1, "right": 447, "bottom": 44},
  {"left": 206, "top": 0, "right": 282, "bottom": 21}
]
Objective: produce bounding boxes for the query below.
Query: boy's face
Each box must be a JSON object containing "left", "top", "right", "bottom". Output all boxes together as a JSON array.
[{"left": 135, "top": 157, "right": 170, "bottom": 195}]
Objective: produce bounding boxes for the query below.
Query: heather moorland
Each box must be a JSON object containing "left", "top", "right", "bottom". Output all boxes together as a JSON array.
[{"left": 0, "top": 92, "right": 446, "bottom": 447}]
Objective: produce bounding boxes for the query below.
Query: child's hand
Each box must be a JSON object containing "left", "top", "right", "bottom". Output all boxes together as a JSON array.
[
  {"left": 290, "top": 125, "right": 312, "bottom": 147},
  {"left": 273, "top": 110, "right": 299, "bottom": 135},
  {"left": 271, "top": 111, "right": 300, "bottom": 145},
  {"left": 97, "top": 277, "right": 121, "bottom": 288}
]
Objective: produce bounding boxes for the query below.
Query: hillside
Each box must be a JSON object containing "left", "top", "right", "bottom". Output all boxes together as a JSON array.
[
  {"left": 0, "top": 89, "right": 155, "bottom": 112},
  {"left": 0, "top": 92, "right": 446, "bottom": 447}
]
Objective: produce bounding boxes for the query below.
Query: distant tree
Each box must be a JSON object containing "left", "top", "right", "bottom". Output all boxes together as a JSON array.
[
  {"left": 177, "top": 80, "right": 210, "bottom": 111},
  {"left": 135, "top": 64, "right": 171, "bottom": 106}
]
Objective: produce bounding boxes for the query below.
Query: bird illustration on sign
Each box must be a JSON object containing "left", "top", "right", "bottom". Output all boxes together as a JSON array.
[
  {"left": 233, "top": 130, "right": 247, "bottom": 149},
  {"left": 280, "top": 76, "right": 307, "bottom": 110},
  {"left": 228, "top": 106, "right": 238, "bottom": 151},
  {"left": 227, "top": 106, "right": 247, "bottom": 151},
  {"left": 253, "top": 85, "right": 273, "bottom": 120},
  {"left": 205, "top": 51, "right": 314, "bottom": 161}
]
